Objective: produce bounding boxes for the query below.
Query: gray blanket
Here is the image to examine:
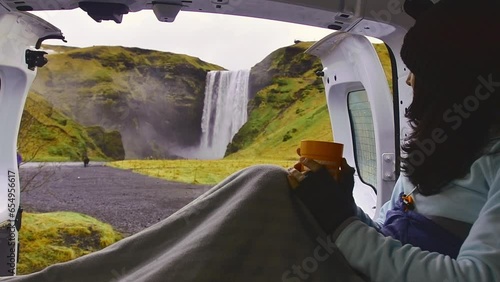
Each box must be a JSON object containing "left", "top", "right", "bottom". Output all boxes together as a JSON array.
[{"left": 2, "top": 165, "right": 366, "bottom": 282}]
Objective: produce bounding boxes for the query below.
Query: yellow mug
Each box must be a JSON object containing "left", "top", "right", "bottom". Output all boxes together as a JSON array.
[{"left": 297, "top": 140, "right": 344, "bottom": 180}]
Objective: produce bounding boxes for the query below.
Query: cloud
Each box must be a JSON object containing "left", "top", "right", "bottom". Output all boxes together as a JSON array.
[{"left": 32, "top": 9, "right": 333, "bottom": 70}]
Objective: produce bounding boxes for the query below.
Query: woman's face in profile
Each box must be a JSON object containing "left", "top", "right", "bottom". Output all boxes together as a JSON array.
[{"left": 406, "top": 72, "right": 415, "bottom": 89}]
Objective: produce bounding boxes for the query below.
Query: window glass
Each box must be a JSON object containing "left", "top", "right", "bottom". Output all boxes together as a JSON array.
[{"left": 348, "top": 90, "right": 377, "bottom": 188}]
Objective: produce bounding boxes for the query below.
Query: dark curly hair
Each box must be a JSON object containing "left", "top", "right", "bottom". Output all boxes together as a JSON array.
[{"left": 400, "top": 0, "right": 500, "bottom": 195}]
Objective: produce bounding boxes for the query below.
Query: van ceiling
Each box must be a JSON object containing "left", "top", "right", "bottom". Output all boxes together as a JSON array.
[{"left": 0, "top": 0, "right": 415, "bottom": 31}]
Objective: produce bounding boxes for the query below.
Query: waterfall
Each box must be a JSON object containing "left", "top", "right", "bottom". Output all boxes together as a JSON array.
[{"left": 198, "top": 70, "right": 250, "bottom": 159}]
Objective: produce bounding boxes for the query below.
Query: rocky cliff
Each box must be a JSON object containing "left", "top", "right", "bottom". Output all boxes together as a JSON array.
[{"left": 31, "top": 45, "right": 224, "bottom": 159}]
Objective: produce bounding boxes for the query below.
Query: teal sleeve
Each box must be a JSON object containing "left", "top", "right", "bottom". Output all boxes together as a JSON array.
[
  {"left": 354, "top": 177, "right": 406, "bottom": 230},
  {"left": 335, "top": 155, "right": 500, "bottom": 282},
  {"left": 355, "top": 207, "right": 381, "bottom": 229}
]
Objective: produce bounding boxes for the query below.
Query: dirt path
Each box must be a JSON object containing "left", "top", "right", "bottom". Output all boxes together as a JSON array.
[{"left": 20, "top": 164, "right": 212, "bottom": 236}]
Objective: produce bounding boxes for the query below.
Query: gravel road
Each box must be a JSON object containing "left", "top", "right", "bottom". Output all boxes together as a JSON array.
[{"left": 20, "top": 164, "right": 212, "bottom": 236}]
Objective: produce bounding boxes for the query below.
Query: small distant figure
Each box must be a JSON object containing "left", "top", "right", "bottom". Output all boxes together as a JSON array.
[
  {"left": 83, "top": 155, "right": 90, "bottom": 167},
  {"left": 294, "top": 39, "right": 302, "bottom": 44}
]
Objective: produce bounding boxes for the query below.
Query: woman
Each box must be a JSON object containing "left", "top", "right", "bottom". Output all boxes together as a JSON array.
[
  {"left": 288, "top": 0, "right": 500, "bottom": 280},
  {"left": 5, "top": 0, "right": 498, "bottom": 281}
]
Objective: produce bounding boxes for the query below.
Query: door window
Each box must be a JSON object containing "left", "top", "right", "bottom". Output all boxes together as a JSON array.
[{"left": 348, "top": 90, "right": 377, "bottom": 189}]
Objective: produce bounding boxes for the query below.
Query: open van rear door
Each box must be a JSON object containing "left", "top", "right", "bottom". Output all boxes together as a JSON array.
[
  {"left": 0, "top": 12, "right": 64, "bottom": 276},
  {"left": 307, "top": 32, "right": 397, "bottom": 218}
]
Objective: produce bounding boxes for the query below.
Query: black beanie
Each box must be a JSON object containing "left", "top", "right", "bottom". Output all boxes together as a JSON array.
[{"left": 401, "top": 0, "right": 500, "bottom": 80}]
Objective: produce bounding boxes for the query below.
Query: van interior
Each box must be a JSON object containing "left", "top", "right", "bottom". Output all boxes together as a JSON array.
[{"left": 0, "top": 0, "right": 435, "bottom": 276}]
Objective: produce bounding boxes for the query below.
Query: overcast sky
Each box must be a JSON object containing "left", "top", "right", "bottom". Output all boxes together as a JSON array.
[{"left": 33, "top": 9, "right": 334, "bottom": 70}]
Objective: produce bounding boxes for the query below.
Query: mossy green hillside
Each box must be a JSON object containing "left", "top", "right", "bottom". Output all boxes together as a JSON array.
[
  {"left": 18, "top": 92, "right": 121, "bottom": 161},
  {"left": 18, "top": 212, "right": 122, "bottom": 275},
  {"left": 226, "top": 42, "right": 331, "bottom": 160},
  {"left": 226, "top": 42, "right": 391, "bottom": 160},
  {"left": 226, "top": 74, "right": 333, "bottom": 160}
]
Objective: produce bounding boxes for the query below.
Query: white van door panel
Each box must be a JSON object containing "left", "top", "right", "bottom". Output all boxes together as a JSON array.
[
  {"left": 0, "top": 12, "right": 63, "bottom": 276},
  {"left": 307, "top": 32, "right": 396, "bottom": 218}
]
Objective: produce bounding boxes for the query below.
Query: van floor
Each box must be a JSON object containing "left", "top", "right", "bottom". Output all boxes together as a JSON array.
[{"left": 19, "top": 164, "right": 211, "bottom": 236}]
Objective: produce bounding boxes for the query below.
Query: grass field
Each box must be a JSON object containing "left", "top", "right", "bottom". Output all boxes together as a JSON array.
[{"left": 109, "top": 159, "right": 298, "bottom": 185}]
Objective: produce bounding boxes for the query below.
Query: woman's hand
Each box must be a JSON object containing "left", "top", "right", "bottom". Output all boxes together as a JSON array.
[{"left": 287, "top": 157, "right": 357, "bottom": 234}]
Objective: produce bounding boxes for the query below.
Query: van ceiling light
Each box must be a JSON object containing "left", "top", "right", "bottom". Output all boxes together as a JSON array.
[
  {"left": 153, "top": 2, "right": 183, "bottom": 23},
  {"left": 79, "top": 2, "right": 130, "bottom": 23}
]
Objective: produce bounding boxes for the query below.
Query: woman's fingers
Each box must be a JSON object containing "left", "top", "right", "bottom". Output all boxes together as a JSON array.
[
  {"left": 293, "top": 162, "right": 302, "bottom": 171},
  {"left": 300, "top": 157, "right": 322, "bottom": 172},
  {"left": 288, "top": 167, "right": 305, "bottom": 181},
  {"left": 288, "top": 157, "right": 335, "bottom": 190},
  {"left": 287, "top": 167, "right": 305, "bottom": 189},
  {"left": 287, "top": 174, "right": 300, "bottom": 189}
]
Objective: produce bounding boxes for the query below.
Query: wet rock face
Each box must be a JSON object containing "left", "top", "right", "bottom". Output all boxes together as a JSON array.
[
  {"left": 70, "top": 69, "right": 207, "bottom": 159},
  {"left": 249, "top": 52, "right": 277, "bottom": 101},
  {"left": 85, "top": 126, "right": 125, "bottom": 160}
]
